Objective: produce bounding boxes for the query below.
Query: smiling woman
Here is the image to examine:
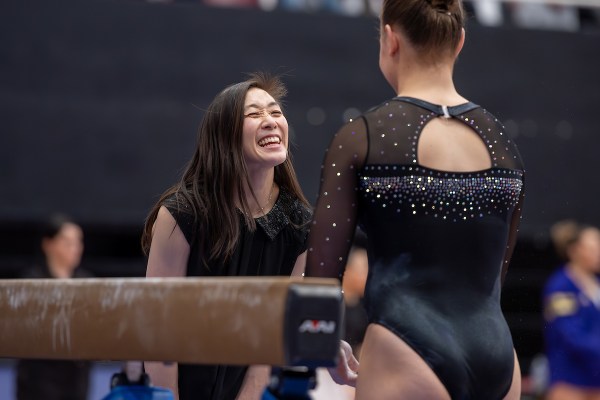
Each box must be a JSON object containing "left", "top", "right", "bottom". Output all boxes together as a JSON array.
[
  {"left": 140, "top": 73, "right": 312, "bottom": 400},
  {"left": 242, "top": 88, "right": 289, "bottom": 182}
]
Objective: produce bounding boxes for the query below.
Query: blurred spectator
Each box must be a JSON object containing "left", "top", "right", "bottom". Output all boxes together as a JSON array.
[
  {"left": 15, "top": 214, "right": 92, "bottom": 400},
  {"left": 342, "top": 230, "right": 369, "bottom": 357},
  {"left": 579, "top": 7, "right": 600, "bottom": 32},
  {"left": 509, "top": 2, "right": 580, "bottom": 32},
  {"left": 278, "top": 0, "right": 344, "bottom": 14},
  {"left": 543, "top": 220, "right": 600, "bottom": 400},
  {"left": 337, "top": 0, "right": 367, "bottom": 17},
  {"left": 470, "top": 0, "right": 505, "bottom": 27},
  {"left": 143, "top": 0, "right": 600, "bottom": 31},
  {"left": 203, "top": 0, "right": 258, "bottom": 9},
  {"left": 365, "top": 0, "right": 382, "bottom": 17}
]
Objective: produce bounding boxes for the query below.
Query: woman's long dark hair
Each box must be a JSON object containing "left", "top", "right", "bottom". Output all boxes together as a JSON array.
[{"left": 141, "top": 72, "right": 309, "bottom": 263}]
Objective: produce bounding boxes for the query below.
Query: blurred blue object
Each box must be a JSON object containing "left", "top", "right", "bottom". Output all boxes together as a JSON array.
[
  {"left": 261, "top": 367, "right": 316, "bottom": 400},
  {"left": 101, "top": 385, "right": 174, "bottom": 400},
  {"left": 101, "top": 368, "right": 174, "bottom": 400}
]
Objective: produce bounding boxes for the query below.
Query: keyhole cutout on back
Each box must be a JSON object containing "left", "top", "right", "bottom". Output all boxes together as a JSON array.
[{"left": 417, "top": 117, "right": 492, "bottom": 173}]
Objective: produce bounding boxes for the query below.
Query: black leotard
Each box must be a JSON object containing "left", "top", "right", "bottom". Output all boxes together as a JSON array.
[{"left": 305, "top": 97, "right": 525, "bottom": 400}]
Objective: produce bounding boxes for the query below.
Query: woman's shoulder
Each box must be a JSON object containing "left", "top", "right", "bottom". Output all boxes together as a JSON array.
[
  {"left": 161, "top": 191, "right": 197, "bottom": 245},
  {"left": 544, "top": 266, "right": 577, "bottom": 295},
  {"left": 162, "top": 191, "right": 193, "bottom": 213},
  {"left": 20, "top": 264, "right": 50, "bottom": 279},
  {"left": 73, "top": 267, "right": 94, "bottom": 278}
]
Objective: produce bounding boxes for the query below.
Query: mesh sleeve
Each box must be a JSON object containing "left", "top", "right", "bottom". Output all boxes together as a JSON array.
[
  {"left": 305, "top": 118, "right": 368, "bottom": 280},
  {"left": 501, "top": 175, "right": 525, "bottom": 285}
]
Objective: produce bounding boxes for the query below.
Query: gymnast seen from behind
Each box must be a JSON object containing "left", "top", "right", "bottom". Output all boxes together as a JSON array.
[{"left": 305, "top": 0, "right": 526, "bottom": 399}]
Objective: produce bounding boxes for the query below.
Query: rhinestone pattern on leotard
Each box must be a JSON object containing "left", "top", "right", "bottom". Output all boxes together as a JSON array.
[{"left": 359, "top": 165, "right": 523, "bottom": 221}]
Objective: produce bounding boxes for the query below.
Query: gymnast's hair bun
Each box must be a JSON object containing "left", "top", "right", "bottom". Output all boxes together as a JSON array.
[
  {"left": 381, "top": 0, "right": 464, "bottom": 57},
  {"left": 425, "top": 0, "right": 456, "bottom": 12}
]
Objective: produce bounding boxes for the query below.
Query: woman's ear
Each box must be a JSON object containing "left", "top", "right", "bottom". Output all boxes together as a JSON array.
[
  {"left": 382, "top": 24, "right": 400, "bottom": 57},
  {"left": 455, "top": 28, "right": 466, "bottom": 57}
]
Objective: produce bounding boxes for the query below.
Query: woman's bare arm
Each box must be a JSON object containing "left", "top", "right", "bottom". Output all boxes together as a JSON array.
[{"left": 144, "top": 206, "right": 190, "bottom": 398}]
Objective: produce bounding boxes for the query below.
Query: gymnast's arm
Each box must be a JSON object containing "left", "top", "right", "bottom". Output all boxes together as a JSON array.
[
  {"left": 305, "top": 117, "right": 367, "bottom": 280},
  {"left": 501, "top": 179, "right": 525, "bottom": 286},
  {"left": 145, "top": 205, "right": 190, "bottom": 399},
  {"left": 305, "top": 118, "right": 367, "bottom": 386},
  {"left": 291, "top": 251, "right": 307, "bottom": 277}
]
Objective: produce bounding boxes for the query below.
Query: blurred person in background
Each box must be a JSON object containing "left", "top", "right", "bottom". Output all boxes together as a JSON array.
[
  {"left": 543, "top": 220, "right": 600, "bottom": 400},
  {"left": 16, "top": 214, "right": 92, "bottom": 400},
  {"left": 141, "top": 73, "right": 312, "bottom": 400},
  {"left": 469, "top": 0, "right": 504, "bottom": 27},
  {"left": 304, "top": 0, "right": 525, "bottom": 398},
  {"left": 509, "top": 1, "right": 580, "bottom": 32}
]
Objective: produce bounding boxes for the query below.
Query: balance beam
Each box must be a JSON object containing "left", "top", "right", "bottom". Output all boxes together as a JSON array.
[{"left": 0, "top": 277, "right": 342, "bottom": 367}]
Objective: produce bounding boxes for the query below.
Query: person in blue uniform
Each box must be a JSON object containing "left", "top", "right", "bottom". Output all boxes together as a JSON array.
[
  {"left": 141, "top": 73, "right": 312, "bottom": 400},
  {"left": 304, "top": 0, "right": 525, "bottom": 398},
  {"left": 543, "top": 220, "right": 600, "bottom": 400}
]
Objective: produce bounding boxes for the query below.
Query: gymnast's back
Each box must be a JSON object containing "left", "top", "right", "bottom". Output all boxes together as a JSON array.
[{"left": 306, "top": 96, "right": 525, "bottom": 399}]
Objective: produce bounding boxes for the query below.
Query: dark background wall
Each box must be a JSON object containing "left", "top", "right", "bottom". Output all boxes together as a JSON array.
[{"left": 1, "top": 0, "right": 600, "bottom": 371}]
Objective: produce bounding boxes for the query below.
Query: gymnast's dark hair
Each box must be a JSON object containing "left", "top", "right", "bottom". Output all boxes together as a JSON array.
[
  {"left": 141, "top": 72, "right": 309, "bottom": 263},
  {"left": 381, "top": 0, "right": 465, "bottom": 59}
]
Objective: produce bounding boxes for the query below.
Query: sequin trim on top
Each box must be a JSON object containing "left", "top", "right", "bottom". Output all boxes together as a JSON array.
[
  {"left": 359, "top": 165, "right": 523, "bottom": 222},
  {"left": 256, "top": 188, "right": 312, "bottom": 240}
]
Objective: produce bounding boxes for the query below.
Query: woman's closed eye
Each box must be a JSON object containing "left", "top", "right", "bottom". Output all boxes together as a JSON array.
[{"left": 245, "top": 109, "right": 283, "bottom": 119}]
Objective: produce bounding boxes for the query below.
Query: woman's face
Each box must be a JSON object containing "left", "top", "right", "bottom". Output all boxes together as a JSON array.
[
  {"left": 242, "top": 88, "right": 288, "bottom": 171},
  {"left": 42, "top": 223, "right": 84, "bottom": 271},
  {"left": 572, "top": 228, "right": 600, "bottom": 273}
]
